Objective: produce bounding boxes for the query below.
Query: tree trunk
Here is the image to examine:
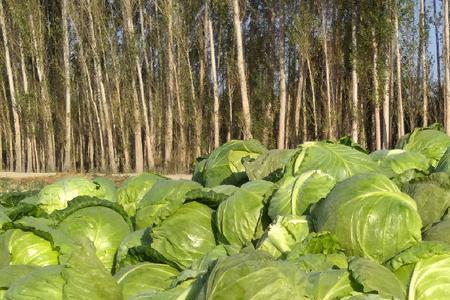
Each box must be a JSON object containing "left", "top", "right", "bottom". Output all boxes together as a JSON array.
[
  {"left": 231, "top": 0, "right": 252, "bottom": 139},
  {"left": 294, "top": 58, "right": 304, "bottom": 144},
  {"left": 351, "top": 8, "right": 359, "bottom": 143},
  {"left": 322, "top": 6, "right": 333, "bottom": 139},
  {"left": 394, "top": 3, "right": 405, "bottom": 137},
  {"left": 445, "top": 0, "right": 450, "bottom": 133},
  {"left": 372, "top": 31, "right": 381, "bottom": 150},
  {"left": 136, "top": 3, "right": 154, "bottom": 170},
  {"left": 306, "top": 55, "right": 318, "bottom": 138},
  {"left": 383, "top": 53, "right": 391, "bottom": 149},
  {"left": 227, "top": 73, "right": 234, "bottom": 141},
  {"left": 277, "top": 8, "right": 287, "bottom": 149},
  {"left": 173, "top": 50, "right": 187, "bottom": 168},
  {"left": 62, "top": 0, "right": 72, "bottom": 171},
  {"left": 30, "top": 14, "right": 55, "bottom": 171},
  {"left": 208, "top": 13, "right": 220, "bottom": 148},
  {"left": 434, "top": 0, "right": 442, "bottom": 100},
  {"left": 185, "top": 48, "right": 202, "bottom": 158},
  {"left": 0, "top": 2, "right": 22, "bottom": 171},
  {"left": 88, "top": 2, "right": 116, "bottom": 173},
  {"left": 19, "top": 37, "right": 33, "bottom": 172},
  {"left": 419, "top": 0, "right": 429, "bottom": 126},
  {"left": 165, "top": 0, "right": 174, "bottom": 166}
]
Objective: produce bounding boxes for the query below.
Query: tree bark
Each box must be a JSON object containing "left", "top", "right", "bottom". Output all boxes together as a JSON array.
[
  {"left": 322, "top": 5, "right": 333, "bottom": 139},
  {"left": 306, "top": 55, "right": 318, "bottom": 138},
  {"left": 383, "top": 52, "right": 391, "bottom": 149},
  {"left": 419, "top": 0, "right": 429, "bottom": 126},
  {"left": 394, "top": 2, "right": 405, "bottom": 137},
  {"left": 230, "top": 0, "right": 252, "bottom": 139},
  {"left": 137, "top": 3, "right": 155, "bottom": 170},
  {"left": 445, "top": 0, "right": 450, "bottom": 133},
  {"left": 0, "top": 1, "right": 22, "bottom": 171},
  {"left": 208, "top": 11, "right": 220, "bottom": 149},
  {"left": 165, "top": 0, "right": 175, "bottom": 166},
  {"left": 351, "top": 6, "right": 359, "bottom": 143},
  {"left": 62, "top": 0, "right": 72, "bottom": 171},
  {"left": 434, "top": 0, "right": 442, "bottom": 99},
  {"left": 19, "top": 37, "right": 33, "bottom": 172},
  {"left": 277, "top": 7, "right": 287, "bottom": 149},
  {"left": 294, "top": 58, "right": 304, "bottom": 144},
  {"left": 88, "top": 1, "right": 116, "bottom": 172},
  {"left": 372, "top": 30, "right": 382, "bottom": 150}
]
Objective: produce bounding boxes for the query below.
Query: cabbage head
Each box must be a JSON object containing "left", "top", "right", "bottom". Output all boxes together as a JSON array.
[
  {"left": 35, "top": 177, "right": 106, "bottom": 214},
  {"left": 288, "top": 141, "right": 380, "bottom": 181},
  {"left": 313, "top": 173, "right": 422, "bottom": 263},
  {"left": 192, "top": 139, "right": 267, "bottom": 187},
  {"left": 117, "top": 173, "right": 167, "bottom": 216}
]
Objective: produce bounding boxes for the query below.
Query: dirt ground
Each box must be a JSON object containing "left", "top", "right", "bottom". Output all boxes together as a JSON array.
[{"left": 0, "top": 172, "right": 191, "bottom": 192}]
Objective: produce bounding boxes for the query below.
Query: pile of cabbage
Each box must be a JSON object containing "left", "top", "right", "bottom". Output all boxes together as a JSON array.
[{"left": 2, "top": 127, "right": 450, "bottom": 299}]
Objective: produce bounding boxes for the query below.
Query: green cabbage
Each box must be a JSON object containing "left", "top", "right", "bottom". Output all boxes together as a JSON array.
[
  {"left": 204, "top": 251, "right": 308, "bottom": 300},
  {"left": 114, "top": 263, "right": 179, "bottom": 299},
  {"left": 192, "top": 139, "right": 267, "bottom": 187},
  {"left": 288, "top": 141, "right": 380, "bottom": 181},
  {"left": 148, "top": 202, "right": 216, "bottom": 270},
  {"left": 313, "top": 173, "right": 422, "bottom": 263},
  {"left": 117, "top": 173, "right": 167, "bottom": 216},
  {"left": 135, "top": 180, "right": 202, "bottom": 230},
  {"left": 401, "top": 128, "right": 450, "bottom": 167},
  {"left": 215, "top": 181, "right": 275, "bottom": 247},
  {"left": 35, "top": 177, "right": 106, "bottom": 214},
  {"left": 268, "top": 170, "right": 336, "bottom": 219}
]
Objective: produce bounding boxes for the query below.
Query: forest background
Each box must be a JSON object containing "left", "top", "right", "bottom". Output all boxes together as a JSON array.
[{"left": 0, "top": 0, "right": 449, "bottom": 173}]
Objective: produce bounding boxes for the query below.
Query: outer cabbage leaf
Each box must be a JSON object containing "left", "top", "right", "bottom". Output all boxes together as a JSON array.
[
  {"left": 312, "top": 173, "right": 422, "bottom": 263},
  {"left": 215, "top": 181, "right": 275, "bottom": 247},
  {"left": 385, "top": 241, "right": 450, "bottom": 288},
  {"left": 129, "top": 279, "right": 202, "bottom": 300},
  {"left": 256, "top": 215, "right": 311, "bottom": 258},
  {"left": 93, "top": 177, "right": 118, "bottom": 202},
  {"left": 348, "top": 257, "right": 406, "bottom": 300},
  {"left": 244, "top": 149, "right": 296, "bottom": 181},
  {"left": 114, "top": 229, "right": 152, "bottom": 272},
  {"left": 435, "top": 146, "right": 450, "bottom": 173},
  {"left": 55, "top": 198, "right": 131, "bottom": 271},
  {"left": 268, "top": 170, "right": 336, "bottom": 219},
  {"left": 286, "top": 232, "right": 344, "bottom": 261},
  {"left": 35, "top": 177, "right": 105, "bottom": 214},
  {"left": 0, "top": 191, "right": 39, "bottom": 208},
  {"left": 289, "top": 142, "right": 380, "bottom": 181},
  {"left": 0, "top": 228, "right": 59, "bottom": 267},
  {"left": 117, "top": 173, "right": 167, "bottom": 216},
  {"left": 408, "top": 254, "right": 450, "bottom": 300},
  {"left": 114, "top": 263, "right": 179, "bottom": 299},
  {"left": 135, "top": 180, "right": 202, "bottom": 230},
  {"left": 291, "top": 253, "right": 348, "bottom": 272},
  {"left": 305, "top": 270, "right": 356, "bottom": 300},
  {"left": 0, "top": 210, "right": 10, "bottom": 228},
  {"left": 0, "top": 265, "right": 38, "bottom": 295},
  {"left": 175, "top": 245, "right": 238, "bottom": 285},
  {"left": 184, "top": 185, "right": 240, "bottom": 209},
  {"left": 369, "top": 149, "right": 429, "bottom": 182},
  {"left": 192, "top": 139, "right": 267, "bottom": 187},
  {"left": 204, "top": 251, "right": 308, "bottom": 300},
  {"left": 401, "top": 128, "right": 450, "bottom": 166},
  {"left": 4, "top": 265, "right": 64, "bottom": 300},
  {"left": 149, "top": 202, "right": 216, "bottom": 270},
  {"left": 61, "top": 239, "right": 123, "bottom": 299},
  {"left": 401, "top": 172, "right": 450, "bottom": 229},
  {"left": 423, "top": 215, "right": 450, "bottom": 243}
]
